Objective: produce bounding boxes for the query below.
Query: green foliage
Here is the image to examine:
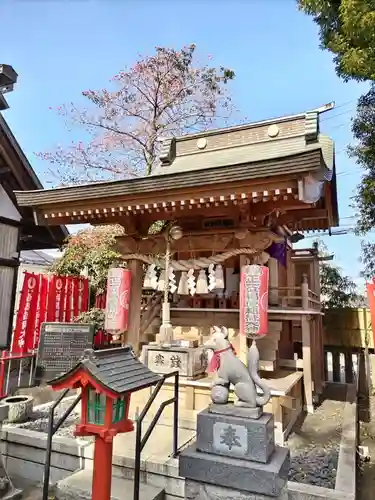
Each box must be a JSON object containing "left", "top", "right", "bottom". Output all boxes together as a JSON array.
[
  {"left": 320, "top": 262, "right": 363, "bottom": 307},
  {"left": 298, "top": 0, "right": 375, "bottom": 82},
  {"left": 51, "top": 225, "right": 125, "bottom": 292},
  {"left": 298, "top": 1, "right": 375, "bottom": 278},
  {"left": 74, "top": 308, "right": 105, "bottom": 333},
  {"left": 360, "top": 240, "right": 375, "bottom": 280},
  {"left": 314, "top": 239, "right": 364, "bottom": 307},
  {"left": 349, "top": 84, "right": 375, "bottom": 233}
]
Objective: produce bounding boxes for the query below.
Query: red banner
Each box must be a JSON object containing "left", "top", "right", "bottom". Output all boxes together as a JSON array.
[
  {"left": 47, "top": 275, "right": 67, "bottom": 322},
  {"left": 32, "top": 275, "right": 48, "bottom": 351},
  {"left": 95, "top": 293, "right": 106, "bottom": 309},
  {"left": 12, "top": 272, "right": 39, "bottom": 354},
  {"left": 240, "top": 264, "right": 269, "bottom": 337},
  {"left": 64, "top": 277, "right": 73, "bottom": 323},
  {"left": 366, "top": 280, "right": 375, "bottom": 347},
  {"left": 81, "top": 278, "right": 89, "bottom": 313},
  {"left": 105, "top": 268, "right": 132, "bottom": 332},
  {"left": 11, "top": 273, "right": 90, "bottom": 354},
  {"left": 73, "top": 278, "right": 80, "bottom": 318}
]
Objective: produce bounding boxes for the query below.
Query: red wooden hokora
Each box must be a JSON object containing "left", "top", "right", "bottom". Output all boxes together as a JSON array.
[
  {"left": 240, "top": 264, "right": 269, "bottom": 337},
  {"left": 48, "top": 347, "right": 161, "bottom": 500}
]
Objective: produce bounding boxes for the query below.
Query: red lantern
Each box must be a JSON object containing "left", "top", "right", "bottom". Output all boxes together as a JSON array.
[
  {"left": 104, "top": 268, "right": 132, "bottom": 332},
  {"left": 240, "top": 265, "right": 269, "bottom": 337}
]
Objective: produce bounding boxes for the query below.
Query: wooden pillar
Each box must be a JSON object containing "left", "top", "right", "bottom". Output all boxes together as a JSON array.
[
  {"left": 268, "top": 257, "right": 279, "bottom": 306},
  {"left": 126, "top": 259, "right": 143, "bottom": 354},
  {"left": 301, "top": 274, "right": 309, "bottom": 310},
  {"left": 92, "top": 435, "right": 113, "bottom": 500},
  {"left": 301, "top": 315, "right": 314, "bottom": 413}
]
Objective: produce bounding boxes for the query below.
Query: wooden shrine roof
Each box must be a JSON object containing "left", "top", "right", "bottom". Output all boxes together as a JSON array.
[
  {"left": 15, "top": 149, "right": 324, "bottom": 206},
  {"left": 0, "top": 113, "right": 68, "bottom": 249},
  {"left": 49, "top": 346, "right": 162, "bottom": 395},
  {"left": 154, "top": 111, "right": 333, "bottom": 176},
  {"left": 13, "top": 108, "right": 339, "bottom": 232}
]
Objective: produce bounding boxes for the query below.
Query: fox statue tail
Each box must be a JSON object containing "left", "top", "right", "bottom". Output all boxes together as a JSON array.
[{"left": 248, "top": 340, "right": 271, "bottom": 407}]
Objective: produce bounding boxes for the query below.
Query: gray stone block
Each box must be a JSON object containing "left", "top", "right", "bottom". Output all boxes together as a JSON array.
[
  {"left": 179, "top": 443, "right": 289, "bottom": 498},
  {"left": 209, "top": 403, "right": 263, "bottom": 420},
  {"left": 186, "top": 480, "right": 289, "bottom": 500},
  {"left": 196, "top": 408, "right": 275, "bottom": 463}
]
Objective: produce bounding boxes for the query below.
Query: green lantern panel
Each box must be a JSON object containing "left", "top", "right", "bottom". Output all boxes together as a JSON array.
[
  {"left": 112, "top": 398, "right": 125, "bottom": 424},
  {"left": 87, "top": 390, "right": 106, "bottom": 425}
]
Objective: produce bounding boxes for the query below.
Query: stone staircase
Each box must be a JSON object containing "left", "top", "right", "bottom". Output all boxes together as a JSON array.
[{"left": 54, "top": 470, "right": 165, "bottom": 500}]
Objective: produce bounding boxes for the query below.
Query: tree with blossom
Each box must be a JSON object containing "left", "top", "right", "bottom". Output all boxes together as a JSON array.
[
  {"left": 37, "top": 44, "right": 235, "bottom": 185},
  {"left": 51, "top": 225, "right": 125, "bottom": 292}
]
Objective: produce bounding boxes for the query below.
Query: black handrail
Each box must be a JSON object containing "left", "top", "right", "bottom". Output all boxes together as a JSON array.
[
  {"left": 42, "top": 372, "right": 179, "bottom": 500},
  {"left": 133, "top": 371, "right": 179, "bottom": 500},
  {"left": 42, "top": 390, "right": 82, "bottom": 500}
]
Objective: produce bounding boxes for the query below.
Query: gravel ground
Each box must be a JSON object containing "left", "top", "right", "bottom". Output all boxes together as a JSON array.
[
  {"left": 287, "top": 394, "right": 345, "bottom": 489},
  {"left": 4, "top": 397, "right": 92, "bottom": 441}
]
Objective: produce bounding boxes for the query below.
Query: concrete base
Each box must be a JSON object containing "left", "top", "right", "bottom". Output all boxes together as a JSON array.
[
  {"left": 0, "top": 413, "right": 358, "bottom": 500},
  {"left": 0, "top": 489, "right": 22, "bottom": 500},
  {"left": 179, "top": 444, "right": 289, "bottom": 497},
  {"left": 55, "top": 469, "right": 164, "bottom": 500},
  {"left": 196, "top": 409, "right": 274, "bottom": 463},
  {"left": 185, "top": 480, "right": 288, "bottom": 500}
]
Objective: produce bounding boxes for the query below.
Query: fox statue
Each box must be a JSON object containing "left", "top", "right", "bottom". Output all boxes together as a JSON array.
[{"left": 204, "top": 326, "right": 271, "bottom": 408}]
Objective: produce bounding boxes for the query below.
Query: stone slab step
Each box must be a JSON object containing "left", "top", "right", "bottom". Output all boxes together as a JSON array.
[{"left": 55, "top": 470, "right": 164, "bottom": 500}]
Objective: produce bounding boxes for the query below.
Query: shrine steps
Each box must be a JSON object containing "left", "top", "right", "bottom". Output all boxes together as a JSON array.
[{"left": 54, "top": 469, "right": 165, "bottom": 500}]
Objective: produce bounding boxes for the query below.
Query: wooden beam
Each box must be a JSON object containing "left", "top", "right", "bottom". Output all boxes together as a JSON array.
[
  {"left": 125, "top": 259, "right": 143, "bottom": 355},
  {"left": 35, "top": 196, "right": 311, "bottom": 228},
  {"left": 26, "top": 177, "right": 299, "bottom": 214},
  {"left": 301, "top": 315, "right": 314, "bottom": 414},
  {"left": 0, "top": 216, "right": 21, "bottom": 227},
  {"left": 116, "top": 230, "right": 281, "bottom": 255}
]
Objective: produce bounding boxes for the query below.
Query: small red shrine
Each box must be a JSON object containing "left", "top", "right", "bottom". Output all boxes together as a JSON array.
[{"left": 49, "top": 346, "right": 161, "bottom": 500}]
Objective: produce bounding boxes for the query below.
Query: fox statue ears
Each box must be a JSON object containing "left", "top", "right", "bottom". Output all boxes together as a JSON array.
[{"left": 220, "top": 326, "right": 229, "bottom": 339}]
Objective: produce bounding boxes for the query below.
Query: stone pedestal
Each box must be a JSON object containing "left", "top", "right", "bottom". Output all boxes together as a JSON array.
[
  {"left": 179, "top": 403, "right": 289, "bottom": 499},
  {"left": 142, "top": 344, "right": 207, "bottom": 380}
]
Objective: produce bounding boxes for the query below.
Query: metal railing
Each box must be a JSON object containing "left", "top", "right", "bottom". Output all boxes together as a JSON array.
[
  {"left": 134, "top": 371, "right": 179, "bottom": 500},
  {"left": 0, "top": 351, "right": 36, "bottom": 398},
  {"left": 42, "top": 388, "right": 82, "bottom": 500}
]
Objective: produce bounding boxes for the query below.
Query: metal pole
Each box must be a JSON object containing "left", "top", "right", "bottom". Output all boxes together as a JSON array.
[
  {"left": 173, "top": 371, "right": 179, "bottom": 457},
  {"left": 28, "top": 355, "right": 34, "bottom": 386},
  {"left": 133, "top": 419, "right": 142, "bottom": 500},
  {"left": 42, "top": 388, "right": 69, "bottom": 500},
  {"left": 17, "top": 359, "right": 22, "bottom": 387}
]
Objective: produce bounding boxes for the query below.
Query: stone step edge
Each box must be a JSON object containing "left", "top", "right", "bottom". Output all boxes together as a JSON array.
[{"left": 55, "top": 469, "right": 165, "bottom": 500}]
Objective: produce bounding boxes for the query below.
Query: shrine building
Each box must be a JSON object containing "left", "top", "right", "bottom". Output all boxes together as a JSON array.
[{"left": 15, "top": 106, "right": 339, "bottom": 444}]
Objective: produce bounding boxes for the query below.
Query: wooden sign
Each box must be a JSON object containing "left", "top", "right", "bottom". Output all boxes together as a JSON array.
[{"left": 37, "top": 322, "right": 94, "bottom": 381}]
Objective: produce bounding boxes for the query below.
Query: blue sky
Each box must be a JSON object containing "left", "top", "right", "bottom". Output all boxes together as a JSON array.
[{"left": 1, "top": 0, "right": 370, "bottom": 289}]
